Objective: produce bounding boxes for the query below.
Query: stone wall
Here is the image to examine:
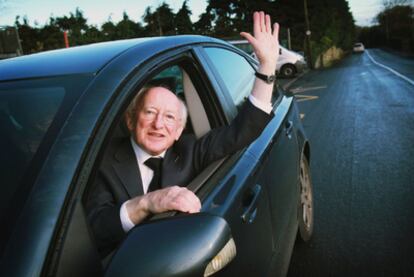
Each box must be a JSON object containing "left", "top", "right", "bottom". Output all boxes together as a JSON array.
[{"left": 314, "top": 46, "right": 345, "bottom": 69}]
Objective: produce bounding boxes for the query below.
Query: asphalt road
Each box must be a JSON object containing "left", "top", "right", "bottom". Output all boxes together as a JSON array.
[{"left": 284, "top": 49, "right": 414, "bottom": 277}]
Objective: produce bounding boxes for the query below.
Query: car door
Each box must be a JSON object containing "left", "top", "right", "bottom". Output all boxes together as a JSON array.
[
  {"left": 248, "top": 95, "right": 301, "bottom": 275},
  {"left": 199, "top": 46, "right": 301, "bottom": 276},
  {"left": 188, "top": 47, "right": 273, "bottom": 276}
]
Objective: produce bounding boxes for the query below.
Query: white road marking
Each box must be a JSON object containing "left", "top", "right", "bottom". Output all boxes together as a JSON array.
[
  {"left": 282, "top": 72, "right": 306, "bottom": 90},
  {"left": 295, "top": 95, "right": 319, "bottom": 102},
  {"left": 291, "top": 85, "right": 327, "bottom": 94},
  {"left": 366, "top": 50, "right": 414, "bottom": 87}
]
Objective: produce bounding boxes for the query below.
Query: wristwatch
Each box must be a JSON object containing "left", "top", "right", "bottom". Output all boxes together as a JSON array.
[{"left": 255, "top": 71, "right": 276, "bottom": 84}]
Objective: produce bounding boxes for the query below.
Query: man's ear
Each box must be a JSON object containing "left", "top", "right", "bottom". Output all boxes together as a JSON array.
[
  {"left": 125, "top": 113, "right": 134, "bottom": 132},
  {"left": 175, "top": 125, "right": 184, "bottom": 141}
]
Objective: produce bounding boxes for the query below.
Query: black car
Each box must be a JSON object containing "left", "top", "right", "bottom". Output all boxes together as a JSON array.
[{"left": 0, "top": 35, "right": 313, "bottom": 277}]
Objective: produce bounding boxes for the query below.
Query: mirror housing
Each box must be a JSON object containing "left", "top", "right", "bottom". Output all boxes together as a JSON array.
[{"left": 105, "top": 213, "right": 232, "bottom": 277}]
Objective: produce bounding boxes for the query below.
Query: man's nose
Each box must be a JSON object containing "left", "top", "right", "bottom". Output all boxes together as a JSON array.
[{"left": 153, "top": 113, "right": 164, "bottom": 129}]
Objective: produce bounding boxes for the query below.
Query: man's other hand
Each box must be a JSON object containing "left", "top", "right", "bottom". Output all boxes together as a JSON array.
[{"left": 126, "top": 186, "right": 201, "bottom": 225}]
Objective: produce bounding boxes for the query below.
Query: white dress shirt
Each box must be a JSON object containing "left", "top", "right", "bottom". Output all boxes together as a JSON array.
[
  {"left": 120, "top": 95, "right": 272, "bottom": 232},
  {"left": 120, "top": 138, "right": 165, "bottom": 232}
]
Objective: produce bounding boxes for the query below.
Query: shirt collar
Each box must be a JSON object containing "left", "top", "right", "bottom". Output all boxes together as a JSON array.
[{"left": 130, "top": 136, "right": 166, "bottom": 165}]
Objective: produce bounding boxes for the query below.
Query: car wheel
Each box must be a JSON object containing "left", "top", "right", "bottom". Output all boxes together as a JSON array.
[
  {"left": 281, "top": 64, "right": 296, "bottom": 78},
  {"left": 298, "top": 155, "right": 313, "bottom": 241}
]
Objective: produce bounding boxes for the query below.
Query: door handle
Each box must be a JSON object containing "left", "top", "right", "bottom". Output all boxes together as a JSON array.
[
  {"left": 241, "top": 184, "right": 262, "bottom": 224},
  {"left": 285, "top": 120, "right": 293, "bottom": 139}
]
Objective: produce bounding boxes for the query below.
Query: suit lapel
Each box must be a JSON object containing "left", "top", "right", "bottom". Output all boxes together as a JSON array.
[{"left": 113, "top": 140, "right": 144, "bottom": 197}]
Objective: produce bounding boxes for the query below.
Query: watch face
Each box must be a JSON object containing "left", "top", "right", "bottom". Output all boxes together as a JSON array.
[{"left": 268, "top": 75, "right": 276, "bottom": 83}]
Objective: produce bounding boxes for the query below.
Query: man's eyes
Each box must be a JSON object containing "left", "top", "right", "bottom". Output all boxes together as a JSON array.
[
  {"left": 145, "top": 109, "right": 157, "bottom": 115},
  {"left": 143, "top": 109, "right": 177, "bottom": 123},
  {"left": 165, "top": 113, "right": 176, "bottom": 120}
]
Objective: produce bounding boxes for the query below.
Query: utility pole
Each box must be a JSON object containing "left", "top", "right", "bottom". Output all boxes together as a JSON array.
[
  {"left": 287, "top": 28, "right": 291, "bottom": 50},
  {"left": 157, "top": 12, "right": 163, "bottom": 36},
  {"left": 304, "top": 0, "right": 313, "bottom": 69}
]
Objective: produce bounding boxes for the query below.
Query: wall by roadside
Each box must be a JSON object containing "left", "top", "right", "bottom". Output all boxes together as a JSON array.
[{"left": 314, "top": 46, "right": 345, "bottom": 69}]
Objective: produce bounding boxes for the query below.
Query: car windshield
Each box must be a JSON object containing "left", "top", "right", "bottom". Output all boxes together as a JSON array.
[{"left": 0, "top": 74, "right": 92, "bottom": 253}]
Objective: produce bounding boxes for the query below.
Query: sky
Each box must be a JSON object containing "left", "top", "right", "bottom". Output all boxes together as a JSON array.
[{"left": 0, "top": 0, "right": 385, "bottom": 28}]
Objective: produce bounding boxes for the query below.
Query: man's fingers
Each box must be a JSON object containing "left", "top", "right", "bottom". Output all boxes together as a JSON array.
[
  {"left": 170, "top": 188, "right": 201, "bottom": 213},
  {"left": 147, "top": 186, "right": 201, "bottom": 214},
  {"left": 240, "top": 32, "right": 256, "bottom": 47},
  {"left": 265, "top": 14, "right": 272, "bottom": 33},
  {"left": 253, "top": 11, "right": 260, "bottom": 36},
  {"left": 259, "top": 11, "right": 266, "bottom": 33},
  {"left": 272, "top": 22, "right": 280, "bottom": 40}
]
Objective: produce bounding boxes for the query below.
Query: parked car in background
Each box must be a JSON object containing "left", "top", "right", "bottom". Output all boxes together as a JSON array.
[
  {"left": 0, "top": 35, "right": 313, "bottom": 277},
  {"left": 228, "top": 40, "right": 307, "bottom": 78},
  {"left": 353, "top": 42, "right": 365, "bottom": 53}
]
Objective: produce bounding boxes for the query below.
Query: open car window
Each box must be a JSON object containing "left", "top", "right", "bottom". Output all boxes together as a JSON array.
[{"left": 204, "top": 47, "right": 255, "bottom": 109}]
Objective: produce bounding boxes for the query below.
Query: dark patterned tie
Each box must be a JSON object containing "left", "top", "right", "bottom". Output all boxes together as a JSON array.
[{"left": 144, "top": 157, "right": 163, "bottom": 192}]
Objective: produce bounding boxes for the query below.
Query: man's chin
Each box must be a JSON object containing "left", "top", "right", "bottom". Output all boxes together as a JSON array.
[{"left": 144, "top": 144, "right": 167, "bottom": 156}]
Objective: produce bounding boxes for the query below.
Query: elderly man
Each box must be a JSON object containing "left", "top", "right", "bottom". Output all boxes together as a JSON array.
[{"left": 87, "top": 11, "right": 280, "bottom": 256}]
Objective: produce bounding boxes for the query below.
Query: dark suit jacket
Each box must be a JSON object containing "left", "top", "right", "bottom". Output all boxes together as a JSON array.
[{"left": 86, "top": 101, "right": 273, "bottom": 256}]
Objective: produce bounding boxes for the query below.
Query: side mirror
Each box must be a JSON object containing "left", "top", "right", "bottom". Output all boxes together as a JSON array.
[{"left": 105, "top": 213, "right": 234, "bottom": 277}]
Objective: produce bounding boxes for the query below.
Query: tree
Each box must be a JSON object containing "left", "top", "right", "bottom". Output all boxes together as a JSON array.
[
  {"left": 101, "top": 21, "right": 117, "bottom": 41},
  {"left": 39, "top": 17, "right": 65, "bottom": 50},
  {"left": 194, "top": 9, "right": 214, "bottom": 36},
  {"left": 54, "top": 8, "right": 89, "bottom": 46},
  {"left": 357, "top": 1, "right": 414, "bottom": 53},
  {"left": 175, "top": 1, "right": 194, "bottom": 34},
  {"left": 116, "top": 12, "right": 144, "bottom": 39},
  {"left": 143, "top": 3, "right": 176, "bottom": 36},
  {"left": 376, "top": 4, "right": 414, "bottom": 51},
  {"left": 382, "top": 0, "right": 413, "bottom": 8}
]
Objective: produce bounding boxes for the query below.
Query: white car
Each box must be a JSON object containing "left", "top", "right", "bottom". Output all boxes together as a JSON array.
[
  {"left": 353, "top": 42, "right": 365, "bottom": 53},
  {"left": 228, "top": 40, "right": 307, "bottom": 78}
]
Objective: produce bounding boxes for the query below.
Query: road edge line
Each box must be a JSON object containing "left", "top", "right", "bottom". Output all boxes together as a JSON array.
[{"left": 366, "top": 50, "right": 414, "bottom": 87}]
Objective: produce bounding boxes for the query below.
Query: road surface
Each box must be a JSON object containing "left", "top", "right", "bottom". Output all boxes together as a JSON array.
[{"left": 286, "top": 49, "right": 414, "bottom": 277}]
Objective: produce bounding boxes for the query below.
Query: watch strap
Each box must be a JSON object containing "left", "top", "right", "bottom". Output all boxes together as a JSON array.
[{"left": 255, "top": 71, "right": 276, "bottom": 84}]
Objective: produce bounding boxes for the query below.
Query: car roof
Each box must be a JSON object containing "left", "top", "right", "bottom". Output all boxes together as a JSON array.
[{"left": 0, "top": 35, "right": 223, "bottom": 81}]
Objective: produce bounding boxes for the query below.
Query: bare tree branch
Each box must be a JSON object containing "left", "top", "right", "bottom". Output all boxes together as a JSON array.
[{"left": 382, "top": 0, "right": 414, "bottom": 8}]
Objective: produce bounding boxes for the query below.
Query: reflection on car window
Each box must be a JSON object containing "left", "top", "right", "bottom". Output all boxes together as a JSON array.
[
  {"left": 0, "top": 86, "right": 63, "bottom": 217},
  {"left": 0, "top": 75, "right": 91, "bottom": 255},
  {"left": 0, "top": 86, "right": 64, "bottom": 183},
  {"left": 204, "top": 47, "right": 255, "bottom": 108}
]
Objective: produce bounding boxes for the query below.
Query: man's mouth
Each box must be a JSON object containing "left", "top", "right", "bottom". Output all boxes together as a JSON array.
[{"left": 148, "top": 132, "right": 165, "bottom": 138}]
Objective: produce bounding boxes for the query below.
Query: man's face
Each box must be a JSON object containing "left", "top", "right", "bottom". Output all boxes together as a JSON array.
[{"left": 127, "top": 87, "right": 184, "bottom": 156}]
